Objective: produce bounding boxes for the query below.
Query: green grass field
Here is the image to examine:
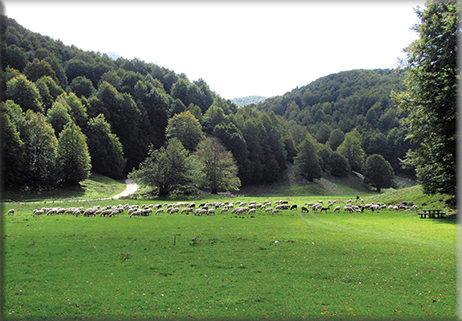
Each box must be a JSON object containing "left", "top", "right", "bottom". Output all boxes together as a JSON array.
[{"left": 2, "top": 193, "right": 458, "bottom": 320}]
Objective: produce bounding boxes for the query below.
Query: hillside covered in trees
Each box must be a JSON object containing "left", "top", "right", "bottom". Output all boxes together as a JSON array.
[
  {"left": 255, "top": 69, "right": 415, "bottom": 176},
  {"left": 1, "top": 15, "right": 413, "bottom": 195}
]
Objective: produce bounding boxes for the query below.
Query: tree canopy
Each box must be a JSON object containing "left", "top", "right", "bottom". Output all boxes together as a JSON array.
[
  {"left": 1, "top": 14, "right": 422, "bottom": 193},
  {"left": 392, "top": 1, "right": 458, "bottom": 196}
]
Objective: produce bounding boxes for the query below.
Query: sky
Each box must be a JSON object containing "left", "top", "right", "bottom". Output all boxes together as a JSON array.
[{"left": 2, "top": 1, "right": 427, "bottom": 100}]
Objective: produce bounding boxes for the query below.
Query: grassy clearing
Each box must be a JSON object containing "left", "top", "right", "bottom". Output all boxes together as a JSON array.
[
  {"left": 2, "top": 174, "right": 127, "bottom": 202},
  {"left": 3, "top": 194, "right": 458, "bottom": 320}
]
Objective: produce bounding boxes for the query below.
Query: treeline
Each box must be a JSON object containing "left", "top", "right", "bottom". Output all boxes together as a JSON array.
[
  {"left": 1, "top": 16, "right": 411, "bottom": 194},
  {"left": 255, "top": 69, "right": 416, "bottom": 176}
]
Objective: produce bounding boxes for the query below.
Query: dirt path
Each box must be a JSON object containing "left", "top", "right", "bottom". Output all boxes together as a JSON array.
[{"left": 112, "top": 179, "right": 139, "bottom": 199}]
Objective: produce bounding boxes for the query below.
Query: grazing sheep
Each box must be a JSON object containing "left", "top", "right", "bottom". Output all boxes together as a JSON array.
[
  {"left": 195, "top": 209, "right": 207, "bottom": 216},
  {"left": 333, "top": 206, "right": 341, "bottom": 212},
  {"left": 33, "top": 209, "right": 45, "bottom": 216},
  {"left": 7, "top": 209, "right": 15, "bottom": 215},
  {"left": 290, "top": 205, "right": 298, "bottom": 210},
  {"left": 301, "top": 206, "right": 309, "bottom": 213},
  {"left": 344, "top": 206, "right": 354, "bottom": 213},
  {"left": 319, "top": 207, "right": 330, "bottom": 213},
  {"left": 168, "top": 208, "right": 180, "bottom": 214},
  {"left": 155, "top": 208, "right": 164, "bottom": 215},
  {"left": 130, "top": 210, "right": 141, "bottom": 218},
  {"left": 272, "top": 209, "right": 280, "bottom": 214},
  {"left": 83, "top": 208, "right": 95, "bottom": 217},
  {"left": 182, "top": 208, "right": 193, "bottom": 214}
]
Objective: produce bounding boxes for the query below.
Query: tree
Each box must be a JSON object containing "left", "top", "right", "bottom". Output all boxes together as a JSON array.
[
  {"left": 69, "top": 76, "right": 96, "bottom": 98},
  {"left": 46, "top": 101, "right": 72, "bottom": 135},
  {"left": 329, "top": 128, "right": 345, "bottom": 151},
  {"left": 55, "top": 92, "right": 88, "bottom": 130},
  {"left": 364, "top": 154, "right": 394, "bottom": 192},
  {"left": 21, "top": 110, "right": 60, "bottom": 189},
  {"left": 165, "top": 110, "right": 204, "bottom": 151},
  {"left": 57, "top": 122, "right": 92, "bottom": 185},
  {"left": 329, "top": 152, "right": 350, "bottom": 178},
  {"left": 1, "top": 102, "right": 26, "bottom": 189},
  {"left": 86, "top": 114, "right": 126, "bottom": 179},
  {"left": 5, "top": 74, "right": 43, "bottom": 113},
  {"left": 192, "top": 137, "right": 241, "bottom": 194},
  {"left": 4, "top": 44, "right": 28, "bottom": 71},
  {"left": 128, "top": 138, "right": 193, "bottom": 197},
  {"left": 392, "top": 1, "right": 458, "bottom": 196},
  {"left": 337, "top": 130, "right": 366, "bottom": 173},
  {"left": 23, "top": 58, "right": 57, "bottom": 83},
  {"left": 294, "top": 138, "right": 322, "bottom": 182}
]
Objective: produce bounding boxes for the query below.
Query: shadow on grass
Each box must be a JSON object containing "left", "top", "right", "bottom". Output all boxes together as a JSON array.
[
  {"left": 427, "top": 214, "right": 458, "bottom": 225},
  {"left": 3, "top": 184, "right": 86, "bottom": 202}
]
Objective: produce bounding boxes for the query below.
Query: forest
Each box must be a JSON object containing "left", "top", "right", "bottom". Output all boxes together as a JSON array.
[{"left": 1, "top": 15, "right": 414, "bottom": 195}]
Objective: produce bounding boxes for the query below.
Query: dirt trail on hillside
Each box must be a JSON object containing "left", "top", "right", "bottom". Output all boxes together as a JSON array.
[{"left": 112, "top": 180, "right": 139, "bottom": 199}]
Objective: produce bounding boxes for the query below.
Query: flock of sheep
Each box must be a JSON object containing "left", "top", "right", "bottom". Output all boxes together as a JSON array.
[{"left": 5, "top": 198, "right": 419, "bottom": 219}]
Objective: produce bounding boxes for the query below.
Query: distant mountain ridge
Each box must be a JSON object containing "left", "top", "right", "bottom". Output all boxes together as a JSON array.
[
  {"left": 231, "top": 95, "right": 267, "bottom": 107},
  {"left": 106, "top": 51, "right": 122, "bottom": 60}
]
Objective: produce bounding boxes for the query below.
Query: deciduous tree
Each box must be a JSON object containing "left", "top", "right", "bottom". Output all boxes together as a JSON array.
[
  {"left": 294, "top": 138, "right": 322, "bottom": 182},
  {"left": 192, "top": 137, "right": 241, "bottom": 194},
  {"left": 165, "top": 110, "right": 204, "bottom": 151},
  {"left": 364, "top": 154, "right": 394, "bottom": 192},
  {"left": 86, "top": 114, "right": 126, "bottom": 179},
  {"left": 57, "top": 122, "right": 92, "bottom": 185},
  {"left": 128, "top": 138, "right": 193, "bottom": 197},
  {"left": 392, "top": 1, "right": 458, "bottom": 196}
]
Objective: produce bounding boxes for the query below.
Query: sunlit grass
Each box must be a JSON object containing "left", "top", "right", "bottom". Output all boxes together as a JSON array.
[{"left": 3, "top": 198, "right": 457, "bottom": 320}]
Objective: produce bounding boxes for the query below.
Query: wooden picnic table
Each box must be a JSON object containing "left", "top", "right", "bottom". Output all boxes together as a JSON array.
[{"left": 419, "top": 209, "right": 446, "bottom": 219}]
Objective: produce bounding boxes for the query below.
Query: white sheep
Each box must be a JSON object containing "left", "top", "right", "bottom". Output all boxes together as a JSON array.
[
  {"left": 182, "top": 208, "right": 193, "bottom": 214},
  {"left": 7, "top": 209, "right": 15, "bottom": 215}
]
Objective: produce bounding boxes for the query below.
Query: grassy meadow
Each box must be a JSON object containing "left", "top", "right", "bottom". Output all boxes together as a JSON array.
[{"left": 2, "top": 186, "right": 458, "bottom": 320}]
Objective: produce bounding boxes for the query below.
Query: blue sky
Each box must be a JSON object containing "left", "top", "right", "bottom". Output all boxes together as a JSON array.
[{"left": 3, "top": 1, "right": 426, "bottom": 99}]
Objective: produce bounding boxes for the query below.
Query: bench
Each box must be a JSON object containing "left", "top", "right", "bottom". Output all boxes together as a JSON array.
[{"left": 418, "top": 209, "right": 446, "bottom": 219}]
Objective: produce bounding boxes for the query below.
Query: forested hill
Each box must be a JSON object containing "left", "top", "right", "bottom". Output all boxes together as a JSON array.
[
  {"left": 256, "top": 69, "right": 406, "bottom": 134},
  {"left": 254, "top": 69, "right": 414, "bottom": 174},
  {"left": 2, "top": 15, "right": 414, "bottom": 193}
]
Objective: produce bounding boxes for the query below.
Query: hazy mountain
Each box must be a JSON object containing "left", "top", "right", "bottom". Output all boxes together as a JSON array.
[
  {"left": 231, "top": 96, "right": 267, "bottom": 107},
  {"left": 106, "top": 51, "right": 122, "bottom": 60}
]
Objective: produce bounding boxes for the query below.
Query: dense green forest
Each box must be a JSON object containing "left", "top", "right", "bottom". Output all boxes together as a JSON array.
[
  {"left": 255, "top": 69, "right": 416, "bottom": 176},
  {"left": 1, "top": 15, "right": 413, "bottom": 194}
]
